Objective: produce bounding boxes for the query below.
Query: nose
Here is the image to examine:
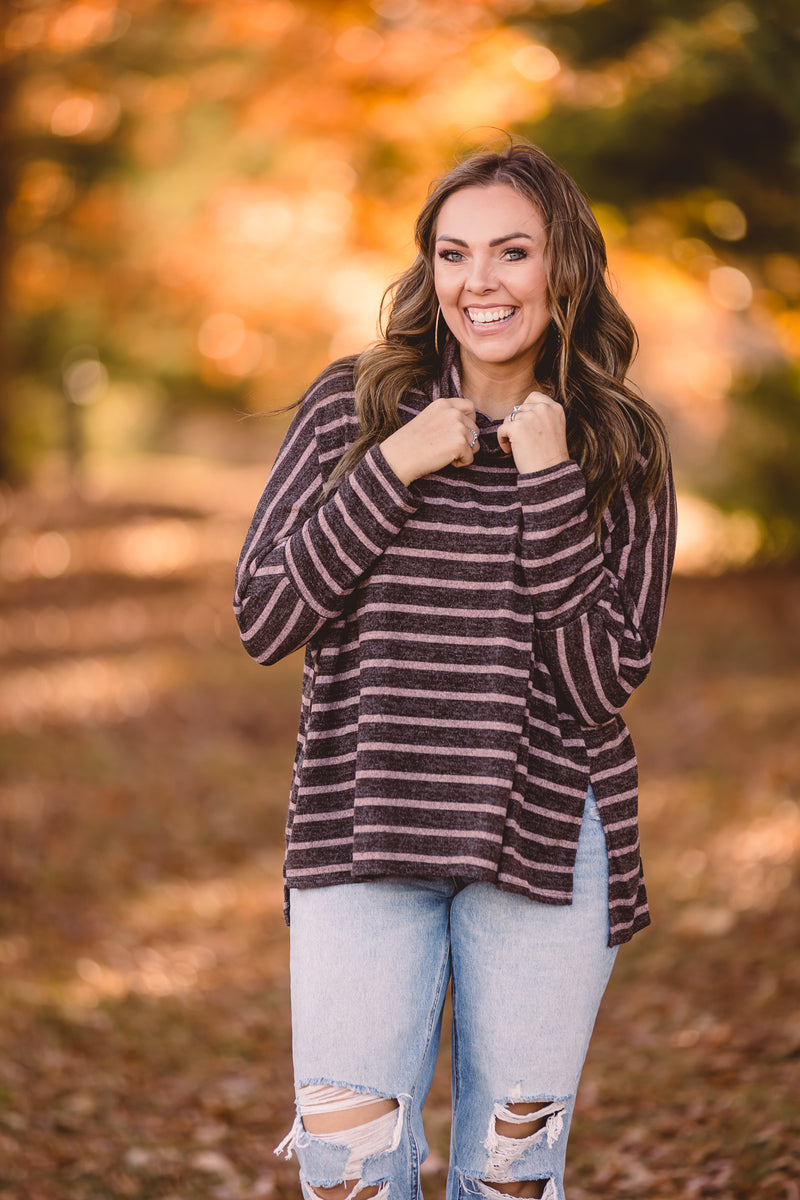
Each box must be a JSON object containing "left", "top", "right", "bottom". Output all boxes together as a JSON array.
[{"left": 465, "top": 252, "right": 497, "bottom": 294}]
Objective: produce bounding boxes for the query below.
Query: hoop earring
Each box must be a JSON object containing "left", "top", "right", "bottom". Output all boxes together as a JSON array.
[{"left": 434, "top": 304, "right": 445, "bottom": 356}]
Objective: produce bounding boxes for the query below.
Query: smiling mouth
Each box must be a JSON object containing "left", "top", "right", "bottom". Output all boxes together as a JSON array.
[{"left": 466, "top": 306, "right": 516, "bottom": 326}]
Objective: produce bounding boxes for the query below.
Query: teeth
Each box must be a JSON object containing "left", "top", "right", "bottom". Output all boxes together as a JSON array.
[{"left": 468, "top": 307, "right": 514, "bottom": 325}]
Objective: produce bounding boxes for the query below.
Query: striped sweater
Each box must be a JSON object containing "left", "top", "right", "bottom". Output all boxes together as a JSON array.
[{"left": 234, "top": 351, "right": 676, "bottom": 946}]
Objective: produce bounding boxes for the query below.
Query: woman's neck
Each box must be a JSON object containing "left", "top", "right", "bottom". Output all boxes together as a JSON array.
[{"left": 459, "top": 357, "right": 537, "bottom": 420}]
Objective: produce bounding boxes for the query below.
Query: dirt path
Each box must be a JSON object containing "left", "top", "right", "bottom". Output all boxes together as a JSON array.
[{"left": 1, "top": 462, "right": 798, "bottom": 1198}]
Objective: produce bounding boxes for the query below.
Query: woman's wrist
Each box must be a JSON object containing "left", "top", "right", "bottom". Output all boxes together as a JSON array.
[{"left": 379, "top": 434, "right": 417, "bottom": 486}]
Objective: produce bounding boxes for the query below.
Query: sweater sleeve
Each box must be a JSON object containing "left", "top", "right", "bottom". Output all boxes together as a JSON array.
[
  {"left": 234, "top": 390, "right": 421, "bottom": 666},
  {"left": 519, "top": 456, "right": 677, "bottom": 727}
]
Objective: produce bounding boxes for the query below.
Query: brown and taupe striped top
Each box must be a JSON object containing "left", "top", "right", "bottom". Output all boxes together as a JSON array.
[{"left": 234, "top": 350, "right": 676, "bottom": 946}]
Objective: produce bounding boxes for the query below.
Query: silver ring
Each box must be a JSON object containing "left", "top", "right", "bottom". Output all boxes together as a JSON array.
[
  {"left": 469, "top": 428, "right": 479, "bottom": 448},
  {"left": 509, "top": 404, "right": 523, "bottom": 423}
]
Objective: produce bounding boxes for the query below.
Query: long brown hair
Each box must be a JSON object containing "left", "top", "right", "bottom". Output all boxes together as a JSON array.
[{"left": 327, "top": 139, "right": 669, "bottom": 527}]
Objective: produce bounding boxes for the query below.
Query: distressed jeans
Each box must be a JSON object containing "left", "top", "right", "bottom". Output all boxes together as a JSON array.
[{"left": 281, "top": 787, "right": 618, "bottom": 1200}]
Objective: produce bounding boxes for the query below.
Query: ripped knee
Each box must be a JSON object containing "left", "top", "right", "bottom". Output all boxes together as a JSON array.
[
  {"left": 275, "top": 1084, "right": 401, "bottom": 1200},
  {"left": 475, "top": 1097, "right": 567, "bottom": 1200},
  {"left": 300, "top": 1084, "right": 399, "bottom": 1138},
  {"left": 493, "top": 1100, "right": 560, "bottom": 1142}
]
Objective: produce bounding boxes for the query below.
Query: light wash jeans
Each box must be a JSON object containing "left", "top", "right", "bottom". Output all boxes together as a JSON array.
[{"left": 282, "top": 788, "right": 618, "bottom": 1200}]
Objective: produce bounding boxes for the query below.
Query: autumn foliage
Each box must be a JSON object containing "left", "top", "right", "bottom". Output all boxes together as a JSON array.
[{"left": 1, "top": 2, "right": 799, "bottom": 1197}]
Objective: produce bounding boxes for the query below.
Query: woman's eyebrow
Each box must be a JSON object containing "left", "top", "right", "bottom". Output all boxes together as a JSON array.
[{"left": 435, "top": 232, "right": 535, "bottom": 247}]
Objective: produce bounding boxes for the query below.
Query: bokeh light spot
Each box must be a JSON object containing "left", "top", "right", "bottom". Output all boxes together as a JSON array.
[
  {"left": 4, "top": 11, "right": 46, "bottom": 51},
  {"left": 764, "top": 253, "right": 800, "bottom": 299},
  {"left": 32, "top": 532, "right": 71, "bottom": 579},
  {"left": 371, "top": 0, "right": 417, "bottom": 18},
  {"left": 705, "top": 199, "right": 747, "bottom": 241},
  {"left": 48, "top": 2, "right": 130, "bottom": 51},
  {"left": 674, "top": 493, "right": 762, "bottom": 575},
  {"left": 512, "top": 43, "right": 561, "bottom": 82},
  {"left": 116, "top": 520, "right": 196, "bottom": 577},
  {"left": 713, "top": 1, "right": 758, "bottom": 36},
  {"left": 216, "top": 332, "right": 270, "bottom": 377},
  {"left": 708, "top": 265, "right": 753, "bottom": 310},
  {"left": 63, "top": 357, "right": 109, "bottom": 405},
  {"left": 50, "top": 94, "right": 121, "bottom": 140},
  {"left": 198, "top": 313, "right": 247, "bottom": 360}
]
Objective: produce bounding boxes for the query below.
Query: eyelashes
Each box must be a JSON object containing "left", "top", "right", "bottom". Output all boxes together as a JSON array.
[{"left": 436, "top": 247, "right": 529, "bottom": 263}]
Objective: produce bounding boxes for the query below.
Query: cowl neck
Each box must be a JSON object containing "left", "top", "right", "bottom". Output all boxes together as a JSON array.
[{"left": 427, "top": 339, "right": 512, "bottom": 463}]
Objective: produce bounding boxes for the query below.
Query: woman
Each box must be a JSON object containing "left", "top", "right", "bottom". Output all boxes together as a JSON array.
[{"left": 235, "top": 140, "right": 676, "bottom": 1200}]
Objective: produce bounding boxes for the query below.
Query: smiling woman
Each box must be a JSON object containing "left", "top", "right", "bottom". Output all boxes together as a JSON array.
[
  {"left": 328, "top": 140, "right": 670, "bottom": 533},
  {"left": 234, "top": 137, "right": 677, "bottom": 1200},
  {"left": 425, "top": 184, "right": 567, "bottom": 476},
  {"left": 433, "top": 186, "right": 552, "bottom": 403}
]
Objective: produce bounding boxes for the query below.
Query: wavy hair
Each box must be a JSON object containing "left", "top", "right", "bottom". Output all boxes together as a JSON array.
[{"left": 326, "top": 139, "right": 669, "bottom": 527}]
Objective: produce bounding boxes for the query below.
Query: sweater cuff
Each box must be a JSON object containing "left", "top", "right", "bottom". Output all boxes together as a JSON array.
[
  {"left": 369, "top": 443, "right": 418, "bottom": 509},
  {"left": 517, "top": 460, "right": 609, "bottom": 625}
]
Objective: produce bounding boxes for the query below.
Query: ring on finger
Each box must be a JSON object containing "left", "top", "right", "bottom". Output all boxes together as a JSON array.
[
  {"left": 469, "top": 428, "right": 479, "bottom": 448},
  {"left": 509, "top": 404, "right": 523, "bottom": 422}
]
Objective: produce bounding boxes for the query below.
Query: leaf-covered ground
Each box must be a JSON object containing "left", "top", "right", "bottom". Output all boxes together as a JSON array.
[{"left": 1, "top": 457, "right": 798, "bottom": 1199}]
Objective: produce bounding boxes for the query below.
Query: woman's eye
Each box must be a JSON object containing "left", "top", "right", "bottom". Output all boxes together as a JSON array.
[
  {"left": 503, "top": 247, "right": 527, "bottom": 261},
  {"left": 437, "top": 249, "right": 465, "bottom": 263}
]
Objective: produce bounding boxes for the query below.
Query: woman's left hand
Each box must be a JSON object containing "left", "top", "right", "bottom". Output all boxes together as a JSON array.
[{"left": 497, "top": 390, "right": 569, "bottom": 474}]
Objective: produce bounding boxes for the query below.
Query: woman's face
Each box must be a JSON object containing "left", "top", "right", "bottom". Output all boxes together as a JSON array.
[{"left": 433, "top": 183, "right": 551, "bottom": 381}]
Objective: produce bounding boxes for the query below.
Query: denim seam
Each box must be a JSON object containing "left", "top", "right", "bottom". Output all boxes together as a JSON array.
[
  {"left": 407, "top": 911, "right": 452, "bottom": 1192},
  {"left": 450, "top": 949, "right": 461, "bottom": 1156}
]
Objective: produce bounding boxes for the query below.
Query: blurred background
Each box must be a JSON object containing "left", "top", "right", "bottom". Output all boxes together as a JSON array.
[{"left": 0, "top": 2, "right": 798, "bottom": 1198}]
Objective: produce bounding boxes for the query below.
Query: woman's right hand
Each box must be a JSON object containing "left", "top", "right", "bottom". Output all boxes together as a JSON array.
[{"left": 380, "top": 397, "right": 478, "bottom": 486}]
